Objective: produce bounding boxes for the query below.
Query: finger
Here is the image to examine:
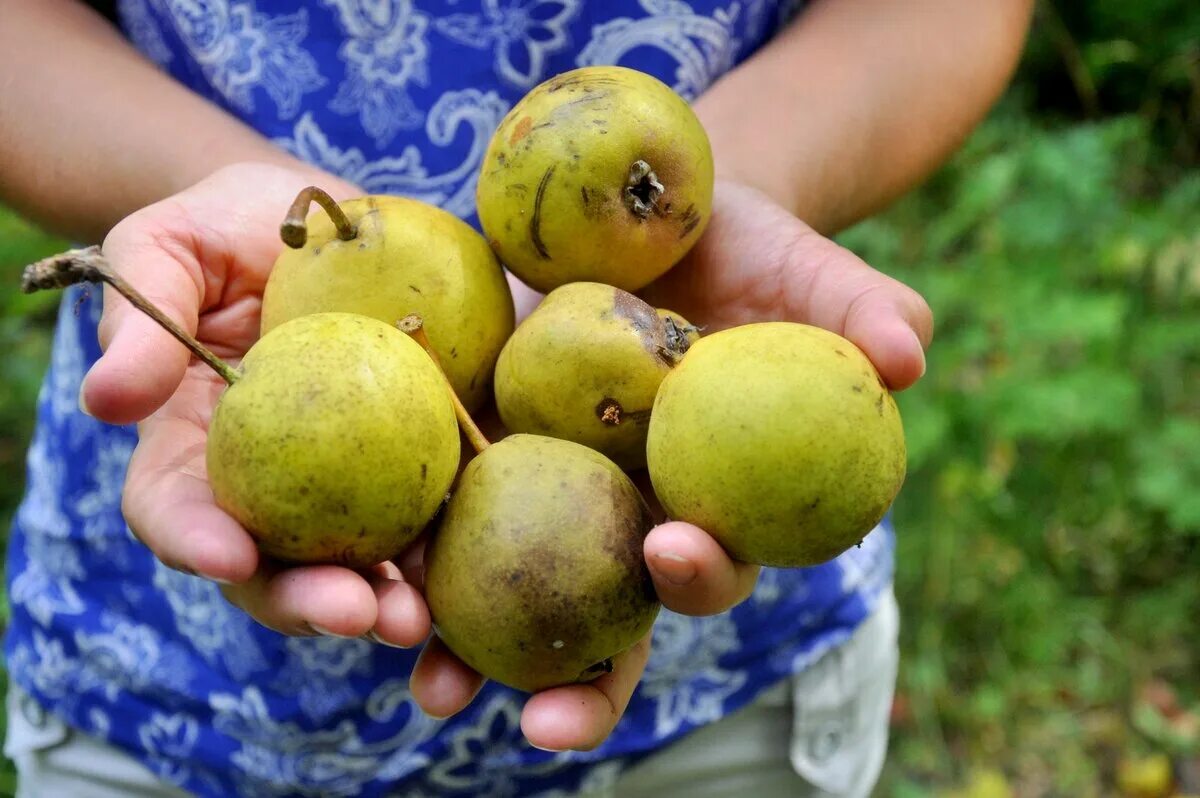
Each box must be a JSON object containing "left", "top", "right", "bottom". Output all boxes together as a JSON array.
[
  {"left": 396, "top": 534, "right": 428, "bottom": 591},
  {"left": 520, "top": 633, "right": 652, "bottom": 752},
  {"left": 222, "top": 564, "right": 378, "bottom": 638},
  {"left": 644, "top": 522, "right": 760, "bottom": 616},
  {"left": 84, "top": 209, "right": 208, "bottom": 425},
  {"left": 365, "top": 576, "right": 431, "bottom": 648},
  {"left": 121, "top": 415, "right": 260, "bottom": 584},
  {"left": 789, "top": 233, "right": 933, "bottom": 391},
  {"left": 410, "top": 636, "right": 486, "bottom": 719}
]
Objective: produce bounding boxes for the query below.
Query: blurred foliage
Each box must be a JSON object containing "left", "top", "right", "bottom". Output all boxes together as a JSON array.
[
  {"left": 0, "top": 215, "right": 64, "bottom": 531},
  {"left": 0, "top": 207, "right": 65, "bottom": 798},
  {"left": 850, "top": 2, "right": 1200, "bottom": 794},
  {"left": 0, "top": 1, "right": 1197, "bottom": 796},
  {"left": 1018, "top": 0, "right": 1200, "bottom": 167},
  {"left": 854, "top": 108, "right": 1200, "bottom": 797}
]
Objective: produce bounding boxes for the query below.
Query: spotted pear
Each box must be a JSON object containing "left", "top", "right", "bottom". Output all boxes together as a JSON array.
[
  {"left": 476, "top": 66, "right": 714, "bottom": 293},
  {"left": 22, "top": 248, "right": 462, "bottom": 568},
  {"left": 423, "top": 434, "right": 660, "bottom": 692},
  {"left": 207, "top": 313, "right": 461, "bottom": 566},
  {"left": 262, "top": 187, "right": 515, "bottom": 410},
  {"left": 494, "top": 282, "right": 694, "bottom": 470},
  {"left": 647, "top": 323, "right": 907, "bottom": 567}
]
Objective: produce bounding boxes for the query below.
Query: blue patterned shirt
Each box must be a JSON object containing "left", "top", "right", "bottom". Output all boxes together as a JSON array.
[{"left": 6, "top": 1, "right": 895, "bottom": 795}]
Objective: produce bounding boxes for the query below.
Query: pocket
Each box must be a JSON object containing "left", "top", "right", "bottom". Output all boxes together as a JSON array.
[
  {"left": 3, "top": 683, "right": 70, "bottom": 761},
  {"left": 787, "top": 593, "right": 900, "bottom": 797}
]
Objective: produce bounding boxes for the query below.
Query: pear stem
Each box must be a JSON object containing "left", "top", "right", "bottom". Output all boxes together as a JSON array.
[
  {"left": 397, "top": 314, "right": 490, "bottom": 454},
  {"left": 21, "top": 245, "right": 240, "bottom": 386},
  {"left": 280, "top": 186, "right": 357, "bottom": 249}
]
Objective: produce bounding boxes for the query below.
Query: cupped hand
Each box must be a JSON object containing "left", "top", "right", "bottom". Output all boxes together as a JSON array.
[
  {"left": 83, "top": 162, "right": 431, "bottom": 645},
  {"left": 634, "top": 178, "right": 933, "bottom": 619}
]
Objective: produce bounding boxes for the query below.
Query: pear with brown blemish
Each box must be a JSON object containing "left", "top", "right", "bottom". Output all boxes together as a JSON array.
[
  {"left": 493, "top": 282, "right": 697, "bottom": 470},
  {"left": 261, "top": 187, "right": 515, "bottom": 411},
  {"left": 476, "top": 66, "right": 714, "bottom": 293},
  {"left": 21, "top": 249, "right": 462, "bottom": 568},
  {"left": 647, "top": 323, "right": 907, "bottom": 567},
  {"left": 394, "top": 317, "right": 661, "bottom": 694},
  {"left": 424, "top": 434, "right": 660, "bottom": 693}
]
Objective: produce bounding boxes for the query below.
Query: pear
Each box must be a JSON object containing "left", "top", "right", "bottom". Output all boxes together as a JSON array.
[
  {"left": 207, "top": 313, "right": 461, "bottom": 566},
  {"left": 493, "top": 282, "right": 694, "bottom": 470},
  {"left": 646, "top": 323, "right": 906, "bottom": 567},
  {"left": 476, "top": 66, "right": 714, "bottom": 293},
  {"left": 22, "top": 249, "right": 461, "bottom": 568},
  {"left": 423, "top": 434, "right": 660, "bottom": 692},
  {"left": 262, "top": 188, "right": 515, "bottom": 411}
]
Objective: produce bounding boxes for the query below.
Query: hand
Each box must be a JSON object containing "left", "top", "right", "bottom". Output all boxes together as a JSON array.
[
  {"left": 636, "top": 178, "right": 932, "bottom": 615},
  {"left": 82, "top": 162, "right": 433, "bottom": 645}
]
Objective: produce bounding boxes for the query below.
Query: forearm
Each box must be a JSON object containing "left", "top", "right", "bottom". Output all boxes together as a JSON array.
[
  {"left": 694, "top": 0, "right": 1034, "bottom": 234},
  {"left": 0, "top": 0, "right": 319, "bottom": 243}
]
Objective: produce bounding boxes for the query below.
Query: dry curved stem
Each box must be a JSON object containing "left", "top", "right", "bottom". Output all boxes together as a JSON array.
[
  {"left": 397, "top": 314, "right": 491, "bottom": 455},
  {"left": 21, "top": 245, "right": 240, "bottom": 385},
  {"left": 280, "top": 186, "right": 357, "bottom": 249}
]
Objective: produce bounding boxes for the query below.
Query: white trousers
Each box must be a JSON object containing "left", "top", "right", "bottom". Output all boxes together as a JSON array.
[{"left": 6, "top": 591, "right": 899, "bottom": 798}]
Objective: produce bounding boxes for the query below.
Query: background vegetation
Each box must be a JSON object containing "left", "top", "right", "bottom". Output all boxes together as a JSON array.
[{"left": 0, "top": 2, "right": 1196, "bottom": 796}]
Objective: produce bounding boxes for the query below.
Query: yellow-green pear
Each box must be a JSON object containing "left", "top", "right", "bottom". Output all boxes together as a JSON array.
[
  {"left": 476, "top": 66, "right": 714, "bottom": 293},
  {"left": 647, "top": 323, "right": 906, "bottom": 567},
  {"left": 262, "top": 191, "right": 514, "bottom": 411},
  {"left": 207, "top": 313, "right": 462, "bottom": 566},
  {"left": 493, "top": 282, "right": 695, "bottom": 470}
]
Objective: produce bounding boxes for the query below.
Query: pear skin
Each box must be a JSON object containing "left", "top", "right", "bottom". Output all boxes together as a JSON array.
[
  {"left": 424, "top": 435, "right": 660, "bottom": 692},
  {"left": 494, "top": 283, "right": 693, "bottom": 470},
  {"left": 647, "top": 323, "right": 907, "bottom": 567},
  {"left": 207, "top": 313, "right": 461, "bottom": 567},
  {"left": 476, "top": 66, "right": 714, "bottom": 293},
  {"left": 261, "top": 196, "right": 515, "bottom": 411}
]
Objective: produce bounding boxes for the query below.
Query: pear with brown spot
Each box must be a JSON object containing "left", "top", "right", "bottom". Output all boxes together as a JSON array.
[
  {"left": 262, "top": 188, "right": 515, "bottom": 411},
  {"left": 494, "top": 282, "right": 696, "bottom": 470},
  {"left": 424, "top": 434, "right": 660, "bottom": 692},
  {"left": 647, "top": 323, "right": 907, "bottom": 567},
  {"left": 388, "top": 318, "right": 660, "bottom": 694},
  {"left": 476, "top": 66, "right": 714, "bottom": 293},
  {"left": 207, "top": 313, "right": 461, "bottom": 566}
]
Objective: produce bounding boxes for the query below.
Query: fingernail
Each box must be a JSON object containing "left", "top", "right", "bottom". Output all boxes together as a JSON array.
[
  {"left": 528, "top": 741, "right": 566, "bottom": 753},
  {"left": 910, "top": 327, "right": 927, "bottom": 379},
  {"left": 653, "top": 552, "right": 696, "bottom": 586},
  {"left": 362, "top": 630, "right": 411, "bottom": 648},
  {"left": 78, "top": 381, "right": 94, "bottom": 418},
  {"left": 309, "top": 623, "right": 355, "bottom": 639}
]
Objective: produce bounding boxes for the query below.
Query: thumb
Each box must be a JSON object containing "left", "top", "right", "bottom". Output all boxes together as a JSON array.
[
  {"left": 787, "top": 232, "right": 933, "bottom": 391},
  {"left": 82, "top": 212, "right": 207, "bottom": 425}
]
